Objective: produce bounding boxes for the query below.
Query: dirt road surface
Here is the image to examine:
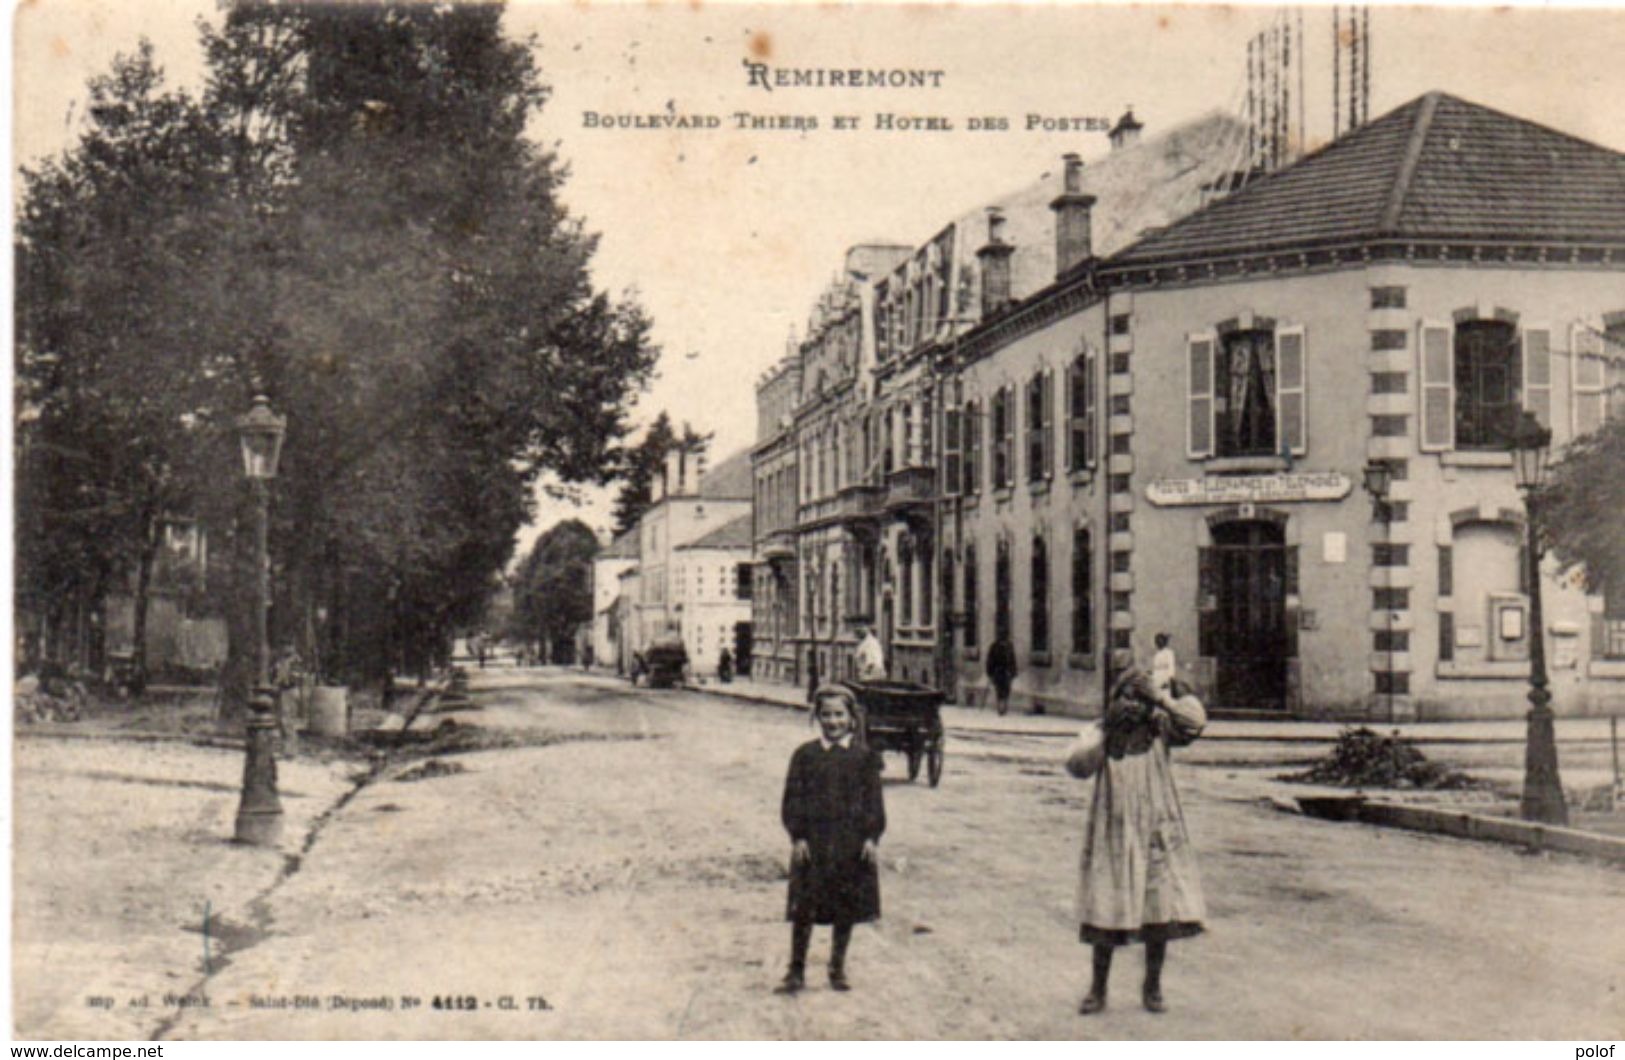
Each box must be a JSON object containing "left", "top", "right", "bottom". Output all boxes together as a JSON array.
[{"left": 17, "top": 670, "right": 1625, "bottom": 1039}]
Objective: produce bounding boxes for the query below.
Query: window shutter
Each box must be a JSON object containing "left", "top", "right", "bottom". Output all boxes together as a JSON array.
[
  {"left": 1085, "top": 351, "right": 1098, "bottom": 470},
  {"left": 1187, "top": 333, "right": 1216, "bottom": 458},
  {"left": 943, "top": 404, "right": 962, "bottom": 496},
  {"left": 1043, "top": 369, "right": 1055, "bottom": 479},
  {"left": 1572, "top": 322, "right": 1606, "bottom": 438},
  {"left": 1276, "top": 325, "right": 1308, "bottom": 455},
  {"left": 1418, "top": 321, "right": 1455, "bottom": 452},
  {"left": 1521, "top": 325, "right": 1552, "bottom": 431}
]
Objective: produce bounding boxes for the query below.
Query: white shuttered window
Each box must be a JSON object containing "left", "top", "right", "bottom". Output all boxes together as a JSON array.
[
  {"left": 1186, "top": 333, "right": 1216, "bottom": 458},
  {"left": 1276, "top": 325, "right": 1308, "bottom": 455},
  {"left": 1572, "top": 322, "right": 1607, "bottom": 438},
  {"left": 1418, "top": 321, "right": 1455, "bottom": 452}
]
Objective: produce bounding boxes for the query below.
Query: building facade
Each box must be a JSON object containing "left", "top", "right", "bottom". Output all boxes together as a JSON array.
[
  {"left": 945, "top": 92, "right": 1625, "bottom": 719},
  {"left": 624, "top": 446, "right": 753, "bottom": 668},
  {"left": 590, "top": 530, "right": 638, "bottom": 670},
  {"left": 752, "top": 92, "right": 1625, "bottom": 721},
  {"left": 672, "top": 513, "right": 755, "bottom": 677}
]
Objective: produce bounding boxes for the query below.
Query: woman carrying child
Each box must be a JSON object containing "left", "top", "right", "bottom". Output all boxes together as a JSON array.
[{"left": 1067, "top": 668, "right": 1207, "bottom": 1015}]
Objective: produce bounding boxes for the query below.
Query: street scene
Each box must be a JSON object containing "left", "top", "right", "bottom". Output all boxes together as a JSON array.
[
  {"left": 13, "top": 0, "right": 1625, "bottom": 1044},
  {"left": 13, "top": 666, "right": 1625, "bottom": 1040}
]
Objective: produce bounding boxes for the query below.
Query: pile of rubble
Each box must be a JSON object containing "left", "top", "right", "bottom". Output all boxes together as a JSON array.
[{"left": 1283, "top": 726, "right": 1490, "bottom": 791}]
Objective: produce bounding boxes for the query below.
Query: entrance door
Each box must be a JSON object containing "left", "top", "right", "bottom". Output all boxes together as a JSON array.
[{"left": 1210, "top": 521, "right": 1288, "bottom": 711}]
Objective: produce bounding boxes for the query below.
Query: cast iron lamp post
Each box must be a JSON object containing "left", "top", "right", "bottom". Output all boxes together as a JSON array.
[
  {"left": 234, "top": 395, "right": 288, "bottom": 845},
  {"left": 1510, "top": 412, "right": 1568, "bottom": 826},
  {"left": 1363, "top": 460, "right": 1395, "bottom": 719}
]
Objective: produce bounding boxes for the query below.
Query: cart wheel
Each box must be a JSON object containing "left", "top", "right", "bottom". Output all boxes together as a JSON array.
[
  {"left": 927, "top": 744, "right": 944, "bottom": 787},
  {"left": 907, "top": 750, "right": 923, "bottom": 782}
]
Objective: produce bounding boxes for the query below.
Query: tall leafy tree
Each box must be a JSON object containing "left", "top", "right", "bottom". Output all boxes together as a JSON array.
[
  {"left": 510, "top": 519, "right": 599, "bottom": 663},
  {"left": 16, "top": 3, "right": 659, "bottom": 698},
  {"left": 1539, "top": 414, "right": 1625, "bottom": 599}
]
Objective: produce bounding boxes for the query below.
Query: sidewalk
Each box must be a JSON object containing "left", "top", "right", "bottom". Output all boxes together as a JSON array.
[{"left": 693, "top": 675, "right": 1623, "bottom": 745}]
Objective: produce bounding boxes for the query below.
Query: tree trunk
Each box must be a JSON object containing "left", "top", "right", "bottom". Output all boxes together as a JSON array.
[{"left": 129, "top": 509, "right": 161, "bottom": 698}]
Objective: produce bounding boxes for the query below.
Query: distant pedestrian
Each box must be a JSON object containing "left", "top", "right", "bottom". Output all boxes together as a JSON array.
[
  {"left": 986, "top": 633, "right": 1018, "bottom": 716},
  {"left": 776, "top": 686, "right": 885, "bottom": 995},
  {"left": 1067, "top": 669, "right": 1207, "bottom": 1015},
  {"left": 718, "top": 647, "right": 734, "bottom": 683},
  {"left": 853, "top": 625, "right": 886, "bottom": 682},
  {"left": 1150, "top": 633, "right": 1177, "bottom": 695},
  {"left": 806, "top": 650, "right": 820, "bottom": 706}
]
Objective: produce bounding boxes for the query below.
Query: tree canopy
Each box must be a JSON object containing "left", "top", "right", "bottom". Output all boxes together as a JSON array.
[
  {"left": 610, "top": 413, "right": 711, "bottom": 535},
  {"left": 509, "top": 519, "right": 600, "bottom": 663},
  {"left": 15, "top": 2, "right": 658, "bottom": 694},
  {"left": 1539, "top": 413, "right": 1625, "bottom": 599}
]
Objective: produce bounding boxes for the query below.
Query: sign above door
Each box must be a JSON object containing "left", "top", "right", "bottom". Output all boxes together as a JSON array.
[{"left": 1146, "top": 472, "right": 1353, "bottom": 507}]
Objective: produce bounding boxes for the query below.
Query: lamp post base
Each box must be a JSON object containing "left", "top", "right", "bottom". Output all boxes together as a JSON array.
[
  {"left": 1520, "top": 706, "right": 1569, "bottom": 827},
  {"left": 234, "top": 686, "right": 285, "bottom": 846}
]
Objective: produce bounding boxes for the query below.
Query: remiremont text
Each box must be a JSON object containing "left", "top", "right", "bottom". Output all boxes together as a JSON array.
[{"left": 742, "top": 59, "right": 946, "bottom": 91}]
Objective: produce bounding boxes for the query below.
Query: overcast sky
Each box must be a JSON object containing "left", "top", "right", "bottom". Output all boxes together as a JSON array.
[{"left": 15, "top": 1, "right": 1625, "bottom": 553}]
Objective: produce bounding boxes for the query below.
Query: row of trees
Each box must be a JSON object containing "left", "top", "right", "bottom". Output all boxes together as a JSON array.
[{"left": 16, "top": 2, "right": 658, "bottom": 705}]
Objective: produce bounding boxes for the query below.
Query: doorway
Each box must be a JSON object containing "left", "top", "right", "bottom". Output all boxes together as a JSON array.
[{"left": 1209, "top": 520, "right": 1289, "bottom": 711}]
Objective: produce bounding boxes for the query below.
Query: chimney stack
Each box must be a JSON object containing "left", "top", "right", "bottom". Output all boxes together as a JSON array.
[
  {"left": 692, "top": 450, "right": 708, "bottom": 495},
  {"left": 1049, "top": 153, "right": 1097, "bottom": 278},
  {"left": 1109, "top": 107, "right": 1144, "bottom": 151},
  {"left": 976, "top": 207, "right": 1016, "bottom": 317}
]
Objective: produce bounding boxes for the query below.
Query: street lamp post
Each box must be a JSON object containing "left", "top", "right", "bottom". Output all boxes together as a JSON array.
[
  {"left": 234, "top": 395, "right": 288, "bottom": 846},
  {"left": 1363, "top": 460, "right": 1395, "bottom": 720},
  {"left": 1510, "top": 413, "right": 1568, "bottom": 826}
]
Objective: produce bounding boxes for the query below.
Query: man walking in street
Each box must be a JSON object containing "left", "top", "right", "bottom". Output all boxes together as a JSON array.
[{"left": 986, "top": 632, "right": 1018, "bottom": 716}]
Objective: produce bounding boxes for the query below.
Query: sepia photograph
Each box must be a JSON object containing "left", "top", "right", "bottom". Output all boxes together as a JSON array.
[{"left": 9, "top": 0, "right": 1625, "bottom": 1042}]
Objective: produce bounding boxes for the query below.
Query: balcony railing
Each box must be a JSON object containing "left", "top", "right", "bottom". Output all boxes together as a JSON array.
[
  {"left": 835, "top": 482, "right": 885, "bottom": 524},
  {"left": 759, "top": 528, "right": 797, "bottom": 561},
  {"left": 885, "top": 465, "right": 937, "bottom": 512}
]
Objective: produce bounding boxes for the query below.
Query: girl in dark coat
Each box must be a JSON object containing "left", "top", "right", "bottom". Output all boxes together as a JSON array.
[{"left": 776, "top": 686, "right": 886, "bottom": 994}]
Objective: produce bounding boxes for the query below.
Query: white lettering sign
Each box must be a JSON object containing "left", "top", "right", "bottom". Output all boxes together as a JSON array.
[{"left": 1145, "top": 472, "right": 1354, "bottom": 507}]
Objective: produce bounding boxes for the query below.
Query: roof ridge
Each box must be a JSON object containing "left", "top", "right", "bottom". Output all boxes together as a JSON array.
[
  {"left": 1379, "top": 91, "right": 1443, "bottom": 235},
  {"left": 1429, "top": 90, "right": 1625, "bottom": 159}
]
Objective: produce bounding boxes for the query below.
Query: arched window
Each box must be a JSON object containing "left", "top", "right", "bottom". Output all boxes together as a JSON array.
[
  {"left": 963, "top": 544, "right": 979, "bottom": 649},
  {"left": 1031, "top": 535, "right": 1050, "bottom": 655},
  {"left": 899, "top": 536, "right": 914, "bottom": 627},
  {"left": 995, "top": 538, "right": 1012, "bottom": 642},
  {"left": 1072, "top": 527, "right": 1094, "bottom": 657}
]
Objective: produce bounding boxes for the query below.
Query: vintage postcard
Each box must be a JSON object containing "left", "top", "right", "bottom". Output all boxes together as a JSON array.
[{"left": 10, "top": 0, "right": 1625, "bottom": 1043}]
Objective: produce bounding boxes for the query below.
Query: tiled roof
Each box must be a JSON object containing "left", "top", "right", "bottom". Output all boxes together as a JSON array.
[
  {"left": 601, "top": 531, "right": 639, "bottom": 560},
  {"left": 698, "top": 448, "right": 753, "bottom": 500},
  {"left": 678, "top": 512, "right": 753, "bottom": 552},
  {"left": 1111, "top": 92, "right": 1625, "bottom": 267}
]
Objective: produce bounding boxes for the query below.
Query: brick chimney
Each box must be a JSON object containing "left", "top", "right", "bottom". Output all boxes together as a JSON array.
[
  {"left": 692, "top": 449, "right": 708, "bottom": 495},
  {"left": 1049, "top": 153, "right": 1097, "bottom": 278},
  {"left": 976, "top": 208, "right": 1015, "bottom": 317}
]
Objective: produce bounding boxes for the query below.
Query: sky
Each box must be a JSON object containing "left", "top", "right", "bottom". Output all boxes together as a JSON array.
[{"left": 13, "top": 1, "right": 1625, "bottom": 555}]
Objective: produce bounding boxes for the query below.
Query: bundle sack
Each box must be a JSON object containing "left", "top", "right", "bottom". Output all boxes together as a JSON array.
[{"left": 1064, "top": 724, "right": 1107, "bottom": 779}]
